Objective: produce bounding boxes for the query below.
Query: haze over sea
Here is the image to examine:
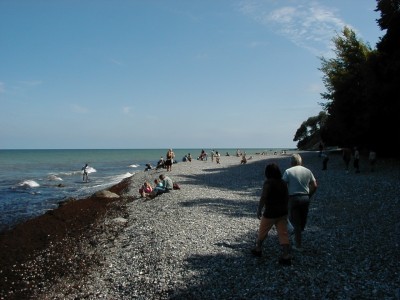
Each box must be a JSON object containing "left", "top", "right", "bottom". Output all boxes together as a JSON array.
[{"left": 0, "top": 148, "right": 292, "bottom": 231}]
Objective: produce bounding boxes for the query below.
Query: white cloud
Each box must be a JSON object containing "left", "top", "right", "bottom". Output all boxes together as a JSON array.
[
  {"left": 267, "top": 6, "right": 296, "bottom": 24},
  {"left": 110, "top": 58, "right": 123, "bottom": 66},
  {"left": 71, "top": 104, "right": 88, "bottom": 114},
  {"left": 238, "top": 0, "right": 349, "bottom": 56},
  {"left": 123, "top": 106, "right": 132, "bottom": 115}
]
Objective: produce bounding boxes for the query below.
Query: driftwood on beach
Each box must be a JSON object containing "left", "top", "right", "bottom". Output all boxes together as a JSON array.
[{"left": 0, "top": 151, "right": 399, "bottom": 299}]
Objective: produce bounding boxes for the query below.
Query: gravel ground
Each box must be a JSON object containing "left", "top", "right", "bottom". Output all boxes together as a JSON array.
[{"left": 24, "top": 151, "right": 400, "bottom": 299}]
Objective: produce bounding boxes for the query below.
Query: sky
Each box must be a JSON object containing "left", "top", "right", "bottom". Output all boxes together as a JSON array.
[{"left": 0, "top": 0, "right": 383, "bottom": 149}]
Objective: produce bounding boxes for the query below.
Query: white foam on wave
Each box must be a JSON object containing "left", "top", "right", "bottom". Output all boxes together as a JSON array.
[
  {"left": 76, "top": 172, "right": 134, "bottom": 193},
  {"left": 114, "top": 172, "right": 134, "bottom": 181},
  {"left": 60, "top": 171, "right": 77, "bottom": 176},
  {"left": 129, "top": 164, "right": 139, "bottom": 168},
  {"left": 17, "top": 180, "right": 40, "bottom": 188},
  {"left": 47, "top": 174, "right": 63, "bottom": 181},
  {"left": 99, "top": 172, "right": 134, "bottom": 188}
]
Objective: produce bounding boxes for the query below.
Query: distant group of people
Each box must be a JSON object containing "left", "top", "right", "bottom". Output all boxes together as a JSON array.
[
  {"left": 210, "top": 150, "right": 221, "bottom": 164},
  {"left": 342, "top": 147, "right": 376, "bottom": 173},
  {"left": 252, "top": 153, "right": 318, "bottom": 266},
  {"left": 137, "top": 149, "right": 179, "bottom": 199},
  {"left": 150, "top": 148, "right": 263, "bottom": 169},
  {"left": 343, "top": 147, "right": 360, "bottom": 173},
  {"left": 197, "top": 149, "right": 222, "bottom": 163},
  {"left": 182, "top": 153, "right": 192, "bottom": 162},
  {"left": 154, "top": 149, "right": 176, "bottom": 171},
  {"left": 318, "top": 142, "right": 377, "bottom": 173}
]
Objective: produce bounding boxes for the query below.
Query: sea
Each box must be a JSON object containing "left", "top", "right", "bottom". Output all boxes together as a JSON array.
[{"left": 0, "top": 148, "right": 290, "bottom": 231}]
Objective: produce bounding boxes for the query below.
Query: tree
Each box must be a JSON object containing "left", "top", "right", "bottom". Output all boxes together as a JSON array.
[
  {"left": 319, "top": 27, "right": 372, "bottom": 148},
  {"left": 370, "top": 0, "right": 400, "bottom": 153},
  {"left": 294, "top": 2, "right": 399, "bottom": 156},
  {"left": 293, "top": 111, "right": 327, "bottom": 149},
  {"left": 376, "top": 0, "right": 400, "bottom": 55}
]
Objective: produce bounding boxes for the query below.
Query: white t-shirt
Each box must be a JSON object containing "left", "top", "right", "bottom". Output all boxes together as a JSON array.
[{"left": 282, "top": 165, "right": 316, "bottom": 196}]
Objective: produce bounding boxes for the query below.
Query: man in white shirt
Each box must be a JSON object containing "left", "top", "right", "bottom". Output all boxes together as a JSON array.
[{"left": 282, "top": 153, "right": 317, "bottom": 251}]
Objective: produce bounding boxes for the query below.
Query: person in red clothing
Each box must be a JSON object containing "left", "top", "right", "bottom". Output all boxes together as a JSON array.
[{"left": 139, "top": 181, "right": 153, "bottom": 198}]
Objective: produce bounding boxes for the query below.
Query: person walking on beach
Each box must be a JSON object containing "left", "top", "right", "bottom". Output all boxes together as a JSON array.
[
  {"left": 353, "top": 147, "right": 360, "bottom": 173},
  {"left": 321, "top": 152, "right": 329, "bottom": 170},
  {"left": 342, "top": 147, "right": 352, "bottom": 173},
  {"left": 82, "top": 163, "right": 89, "bottom": 182},
  {"left": 165, "top": 149, "right": 175, "bottom": 172},
  {"left": 282, "top": 154, "right": 317, "bottom": 251},
  {"left": 215, "top": 151, "right": 221, "bottom": 164},
  {"left": 369, "top": 150, "right": 377, "bottom": 172},
  {"left": 252, "top": 163, "right": 291, "bottom": 265},
  {"left": 211, "top": 150, "right": 215, "bottom": 162},
  {"left": 318, "top": 141, "right": 324, "bottom": 157}
]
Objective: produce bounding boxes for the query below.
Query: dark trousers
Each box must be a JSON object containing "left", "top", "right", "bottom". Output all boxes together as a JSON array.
[
  {"left": 289, "top": 196, "right": 310, "bottom": 247},
  {"left": 354, "top": 159, "right": 360, "bottom": 172},
  {"left": 322, "top": 157, "right": 329, "bottom": 170}
]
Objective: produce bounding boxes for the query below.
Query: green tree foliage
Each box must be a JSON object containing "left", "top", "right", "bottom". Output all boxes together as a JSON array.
[
  {"left": 376, "top": 0, "right": 400, "bottom": 55},
  {"left": 293, "top": 111, "right": 327, "bottom": 149},
  {"left": 294, "top": 1, "right": 399, "bottom": 156},
  {"left": 319, "top": 27, "right": 372, "bottom": 148},
  {"left": 370, "top": 0, "right": 400, "bottom": 153}
]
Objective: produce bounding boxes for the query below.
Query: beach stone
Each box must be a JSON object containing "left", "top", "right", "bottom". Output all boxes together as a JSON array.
[
  {"left": 1, "top": 150, "right": 399, "bottom": 300},
  {"left": 94, "top": 190, "right": 120, "bottom": 198},
  {"left": 112, "top": 217, "right": 128, "bottom": 224}
]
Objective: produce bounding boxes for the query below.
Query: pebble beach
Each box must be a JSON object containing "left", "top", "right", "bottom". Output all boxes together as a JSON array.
[{"left": 1, "top": 151, "right": 399, "bottom": 299}]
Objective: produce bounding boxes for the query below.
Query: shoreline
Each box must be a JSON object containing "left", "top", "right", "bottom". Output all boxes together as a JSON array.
[
  {"left": 0, "top": 148, "right": 293, "bottom": 232},
  {"left": 1, "top": 151, "right": 399, "bottom": 299}
]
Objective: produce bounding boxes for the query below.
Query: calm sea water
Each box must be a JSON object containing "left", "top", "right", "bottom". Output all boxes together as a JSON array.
[{"left": 0, "top": 148, "right": 288, "bottom": 231}]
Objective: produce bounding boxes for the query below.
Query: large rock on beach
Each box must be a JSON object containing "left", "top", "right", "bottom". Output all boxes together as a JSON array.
[{"left": 94, "top": 190, "right": 120, "bottom": 199}]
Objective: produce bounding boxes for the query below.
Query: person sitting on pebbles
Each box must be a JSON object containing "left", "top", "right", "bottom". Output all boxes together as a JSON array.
[
  {"left": 159, "top": 174, "right": 173, "bottom": 191},
  {"left": 157, "top": 156, "right": 165, "bottom": 169},
  {"left": 146, "top": 174, "right": 173, "bottom": 199},
  {"left": 139, "top": 181, "right": 153, "bottom": 198}
]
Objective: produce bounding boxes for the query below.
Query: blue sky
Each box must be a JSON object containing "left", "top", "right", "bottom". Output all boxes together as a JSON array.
[{"left": 0, "top": 0, "right": 382, "bottom": 149}]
